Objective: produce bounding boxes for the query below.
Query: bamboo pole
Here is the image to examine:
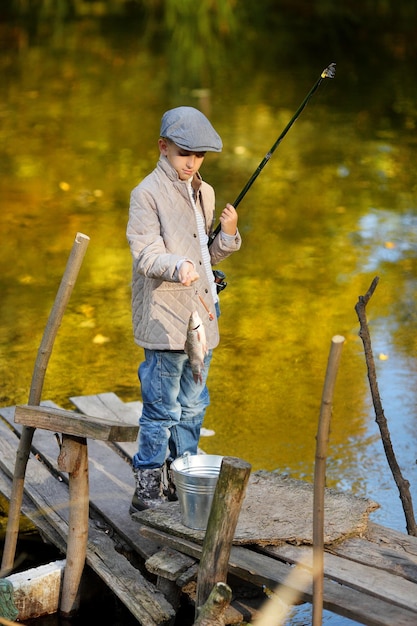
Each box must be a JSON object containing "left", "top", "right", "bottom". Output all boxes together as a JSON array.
[
  {"left": 1, "top": 233, "right": 90, "bottom": 573},
  {"left": 312, "top": 334, "right": 345, "bottom": 626},
  {"left": 195, "top": 456, "right": 251, "bottom": 617}
]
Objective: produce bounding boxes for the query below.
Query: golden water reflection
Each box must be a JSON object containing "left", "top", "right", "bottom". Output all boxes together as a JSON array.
[{"left": 1, "top": 19, "right": 417, "bottom": 538}]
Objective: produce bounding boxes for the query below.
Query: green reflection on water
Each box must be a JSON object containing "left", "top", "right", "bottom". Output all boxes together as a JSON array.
[{"left": 1, "top": 17, "right": 417, "bottom": 537}]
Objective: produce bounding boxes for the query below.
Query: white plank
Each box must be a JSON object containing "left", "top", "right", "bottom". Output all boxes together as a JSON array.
[{"left": 6, "top": 560, "right": 66, "bottom": 620}]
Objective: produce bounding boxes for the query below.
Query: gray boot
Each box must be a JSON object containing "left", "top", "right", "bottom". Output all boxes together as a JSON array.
[{"left": 130, "top": 467, "right": 166, "bottom": 514}]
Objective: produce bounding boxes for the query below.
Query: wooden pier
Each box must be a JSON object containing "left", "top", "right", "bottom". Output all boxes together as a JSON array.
[{"left": 1, "top": 392, "right": 417, "bottom": 625}]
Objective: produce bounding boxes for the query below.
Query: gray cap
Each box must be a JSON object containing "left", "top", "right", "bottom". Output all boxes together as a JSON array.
[{"left": 160, "top": 106, "right": 222, "bottom": 153}]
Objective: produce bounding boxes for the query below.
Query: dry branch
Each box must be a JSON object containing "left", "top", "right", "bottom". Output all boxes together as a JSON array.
[{"left": 355, "top": 276, "right": 417, "bottom": 536}]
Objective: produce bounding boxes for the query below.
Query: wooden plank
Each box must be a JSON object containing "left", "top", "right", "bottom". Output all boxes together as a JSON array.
[
  {"left": 70, "top": 393, "right": 140, "bottom": 458},
  {"left": 139, "top": 525, "right": 417, "bottom": 626},
  {"left": 260, "top": 543, "right": 417, "bottom": 612},
  {"left": 85, "top": 530, "right": 175, "bottom": 626},
  {"left": 146, "top": 548, "right": 196, "bottom": 581},
  {"left": 70, "top": 392, "right": 142, "bottom": 425},
  {"left": 5, "top": 560, "right": 66, "bottom": 620},
  {"left": 177, "top": 563, "right": 198, "bottom": 587},
  {"left": 329, "top": 529, "right": 417, "bottom": 581},
  {"left": 367, "top": 522, "right": 417, "bottom": 558},
  {"left": 14, "top": 405, "right": 138, "bottom": 442},
  {"left": 0, "top": 420, "right": 175, "bottom": 626},
  {"left": 145, "top": 548, "right": 195, "bottom": 612}
]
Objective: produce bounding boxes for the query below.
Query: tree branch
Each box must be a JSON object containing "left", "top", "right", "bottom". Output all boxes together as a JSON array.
[{"left": 355, "top": 277, "right": 417, "bottom": 536}]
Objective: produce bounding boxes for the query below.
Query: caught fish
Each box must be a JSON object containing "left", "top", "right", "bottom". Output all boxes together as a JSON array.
[{"left": 185, "top": 311, "right": 208, "bottom": 384}]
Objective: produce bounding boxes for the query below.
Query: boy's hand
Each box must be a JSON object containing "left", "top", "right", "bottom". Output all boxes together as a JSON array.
[
  {"left": 220, "top": 203, "right": 238, "bottom": 236},
  {"left": 179, "top": 260, "right": 199, "bottom": 286}
]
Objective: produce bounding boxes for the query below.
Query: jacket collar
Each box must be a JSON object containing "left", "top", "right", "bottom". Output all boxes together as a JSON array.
[
  {"left": 157, "top": 155, "right": 203, "bottom": 192},
  {"left": 157, "top": 155, "right": 209, "bottom": 230}
]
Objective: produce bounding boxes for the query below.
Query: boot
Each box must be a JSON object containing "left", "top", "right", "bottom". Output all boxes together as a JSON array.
[
  {"left": 162, "top": 457, "right": 178, "bottom": 502},
  {"left": 130, "top": 467, "right": 166, "bottom": 514}
]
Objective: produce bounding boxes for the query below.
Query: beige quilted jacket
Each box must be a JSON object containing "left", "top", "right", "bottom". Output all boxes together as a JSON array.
[{"left": 127, "top": 156, "right": 242, "bottom": 350}]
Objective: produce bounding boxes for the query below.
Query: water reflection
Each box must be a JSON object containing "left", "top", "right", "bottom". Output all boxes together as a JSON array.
[
  {"left": 358, "top": 209, "right": 417, "bottom": 270},
  {"left": 1, "top": 13, "right": 417, "bottom": 557}
]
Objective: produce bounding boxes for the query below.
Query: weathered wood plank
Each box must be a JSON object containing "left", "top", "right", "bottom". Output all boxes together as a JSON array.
[
  {"left": 0, "top": 420, "right": 175, "bottom": 625},
  {"left": 86, "top": 530, "right": 175, "bottom": 626},
  {"left": 70, "top": 392, "right": 141, "bottom": 426},
  {"left": 367, "top": 522, "right": 417, "bottom": 558},
  {"left": 70, "top": 393, "right": 140, "bottom": 458},
  {"left": 146, "top": 548, "right": 196, "bottom": 581},
  {"left": 329, "top": 528, "right": 417, "bottom": 581},
  {"left": 139, "top": 525, "right": 417, "bottom": 626},
  {"left": 14, "top": 404, "right": 138, "bottom": 442},
  {"left": 145, "top": 548, "right": 195, "bottom": 612},
  {"left": 5, "top": 560, "right": 66, "bottom": 620},
  {"left": 260, "top": 543, "right": 417, "bottom": 612}
]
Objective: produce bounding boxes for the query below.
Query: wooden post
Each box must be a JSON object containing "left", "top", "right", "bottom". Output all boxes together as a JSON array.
[
  {"left": 57, "top": 435, "right": 89, "bottom": 616},
  {"left": 312, "top": 334, "right": 345, "bottom": 626},
  {"left": 195, "top": 456, "right": 251, "bottom": 617},
  {"left": 193, "top": 582, "right": 232, "bottom": 626},
  {"left": 1, "top": 233, "right": 90, "bottom": 574}
]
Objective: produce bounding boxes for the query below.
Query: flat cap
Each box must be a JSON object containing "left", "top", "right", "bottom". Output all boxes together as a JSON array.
[{"left": 160, "top": 106, "right": 222, "bottom": 153}]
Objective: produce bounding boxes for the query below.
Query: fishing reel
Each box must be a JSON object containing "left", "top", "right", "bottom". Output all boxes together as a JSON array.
[{"left": 213, "top": 269, "right": 227, "bottom": 293}]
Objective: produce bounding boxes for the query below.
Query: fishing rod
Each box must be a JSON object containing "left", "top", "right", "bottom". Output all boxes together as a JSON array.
[{"left": 208, "top": 62, "right": 336, "bottom": 248}]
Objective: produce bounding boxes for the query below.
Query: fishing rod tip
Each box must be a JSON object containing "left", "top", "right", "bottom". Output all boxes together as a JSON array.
[{"left": 322, "top": 62, "right": 336, "bottom": 79}]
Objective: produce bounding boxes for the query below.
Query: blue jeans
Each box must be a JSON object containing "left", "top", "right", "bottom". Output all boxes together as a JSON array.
[{"left": 132, "top": 348, "right": 213, "bottom": 470}]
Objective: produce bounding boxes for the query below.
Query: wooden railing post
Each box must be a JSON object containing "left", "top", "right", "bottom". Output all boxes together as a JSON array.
[
  {"left": 195, "top": 456, "right": 251, "bottom": 617},
  {"left": 57, "top": 435, "right": 89, "bottom": 616}
]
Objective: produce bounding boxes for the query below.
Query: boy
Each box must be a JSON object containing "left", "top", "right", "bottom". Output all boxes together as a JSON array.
[{"left": 127, "top": 106, "right": 241, "bottom": 512}]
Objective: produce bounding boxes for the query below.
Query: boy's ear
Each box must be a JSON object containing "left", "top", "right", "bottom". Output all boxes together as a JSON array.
[{"left": 158, "top": 137, "right": 169, "bottom": 155}]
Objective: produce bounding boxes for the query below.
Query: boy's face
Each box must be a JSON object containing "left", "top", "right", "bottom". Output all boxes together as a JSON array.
[{"left": 159, "top": 138, "right": 206, "bottom": 181}]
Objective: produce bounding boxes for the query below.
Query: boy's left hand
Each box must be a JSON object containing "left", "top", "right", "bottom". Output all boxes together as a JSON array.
[
  {"left": 178, "top": 260, "right": 200, "bottom": 286},
  {"left": 220, "top": 203, "right": 238, "bottom": 236}
]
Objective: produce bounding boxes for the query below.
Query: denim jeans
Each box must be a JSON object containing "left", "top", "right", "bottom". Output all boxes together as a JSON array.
[{"left": 132, "top": 348, "right": 213, "bottom": 470}]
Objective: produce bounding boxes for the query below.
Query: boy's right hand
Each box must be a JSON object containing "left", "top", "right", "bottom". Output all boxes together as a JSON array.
[{"left": 179, "top": 260, "right": 199, "bottom": 286}]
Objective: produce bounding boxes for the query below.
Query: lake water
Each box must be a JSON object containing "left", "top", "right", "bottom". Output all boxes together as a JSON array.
[{"left": 1, "top": 10, "right": 417, "bottom": 625}]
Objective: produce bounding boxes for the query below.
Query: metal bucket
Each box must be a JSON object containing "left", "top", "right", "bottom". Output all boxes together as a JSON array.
[{"left": 171, "top": 454, "right": 223, "bottom": 530}]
